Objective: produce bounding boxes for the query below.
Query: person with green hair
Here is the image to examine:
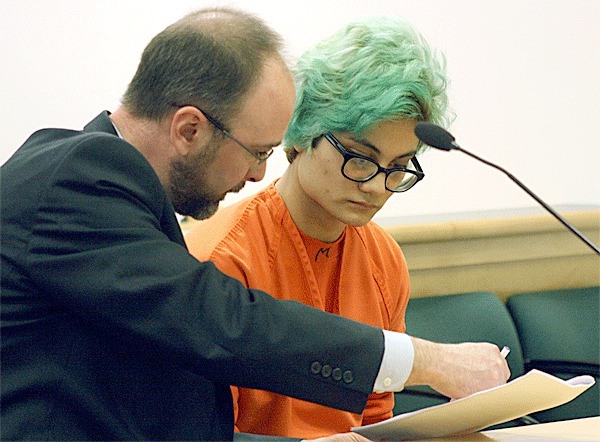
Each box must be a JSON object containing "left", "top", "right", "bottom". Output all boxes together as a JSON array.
[{"left": 186, "top": 15, "right": 507, "bottom": 439}]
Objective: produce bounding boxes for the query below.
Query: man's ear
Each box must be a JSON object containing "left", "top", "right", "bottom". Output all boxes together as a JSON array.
[{"left": 170, "top": 106, "right": 211, "bottom": 157}]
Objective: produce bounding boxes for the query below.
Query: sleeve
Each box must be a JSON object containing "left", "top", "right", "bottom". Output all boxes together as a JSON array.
[
  {"left": 361, "top": 392, "right": 394, "bottom": 425},
  {"left": 184, "top": 200, "right": 253, "bottom": 288},
  {"left": 385, "top": 234, "right": 411, "bottom": 334},
  {"left": 231, "top": 386, "right": 241, "bottom": 433},
  {"left": 362, "top": 229, "right": 413, "bottom": 424},
  {"left": 192, "top": 240, "right": 251, "bottom": 288},
  {"left": 389, "top": 283, "right": 410, "bottom": 335},
  {"left": 361, "top": 331, "right": 415, "bottom": 424},
  {"left": 25, "top": 136, "right": 383, "bottom": 414}
]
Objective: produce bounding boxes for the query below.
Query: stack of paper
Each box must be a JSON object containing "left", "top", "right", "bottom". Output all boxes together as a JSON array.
[{"left": 352, "top": 369, "right": 595, "bottom": 441}]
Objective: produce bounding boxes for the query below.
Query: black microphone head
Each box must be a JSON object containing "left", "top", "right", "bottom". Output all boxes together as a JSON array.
[{"left": 414, "top": 122, "right": 457, "bottom": 151}]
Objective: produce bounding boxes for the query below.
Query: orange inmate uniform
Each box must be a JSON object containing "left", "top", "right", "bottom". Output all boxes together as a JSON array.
[{"left": 185, "top": 182, "right": 411, "bottom": 439}]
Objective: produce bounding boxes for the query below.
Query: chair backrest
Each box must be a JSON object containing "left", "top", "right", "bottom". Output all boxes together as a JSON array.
[
  {"left": 394, "top": 291, "right": 525, "bottom": 418},
  {"left": 506, "top": 286, "right": 600, "bottom": 422}
]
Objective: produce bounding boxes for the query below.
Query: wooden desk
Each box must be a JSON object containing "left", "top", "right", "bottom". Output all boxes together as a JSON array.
[{"left": 421, "top": 416, "right": 600, "bottom": 441}]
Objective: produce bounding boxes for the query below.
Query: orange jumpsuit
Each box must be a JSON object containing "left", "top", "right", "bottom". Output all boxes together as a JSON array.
[{"left": 185, "top": 182, "right": 410, "bottom": 439}]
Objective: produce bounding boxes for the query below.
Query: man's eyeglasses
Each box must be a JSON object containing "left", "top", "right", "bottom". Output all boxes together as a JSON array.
[
  {"left": 173, "top": 104, "right": 274, "bottom": 164},
  {"left": 323, "top": 133, "right": 424, "bottom": 192}
]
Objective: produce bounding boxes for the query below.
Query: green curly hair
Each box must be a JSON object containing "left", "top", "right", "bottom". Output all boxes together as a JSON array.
[{"left": 283, "top": 16, "right": 452, "bottom": 162}]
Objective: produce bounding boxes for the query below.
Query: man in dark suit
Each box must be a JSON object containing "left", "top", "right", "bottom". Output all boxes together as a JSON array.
[{"left": 0, "top": 7, "right": 509, "bottom": 441}]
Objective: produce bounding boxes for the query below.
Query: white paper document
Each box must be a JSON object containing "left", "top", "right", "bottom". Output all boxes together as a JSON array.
[{"left": 352, "top": 369, "right": 595, "bottom": 441}]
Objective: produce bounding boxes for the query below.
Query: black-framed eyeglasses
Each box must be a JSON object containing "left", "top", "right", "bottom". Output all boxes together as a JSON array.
[
  {"left": 172, "top": 104, "right": 274, "bottom": 164},
  {"left": 323, "top": 133, "right": 424, "bottom": 192}
]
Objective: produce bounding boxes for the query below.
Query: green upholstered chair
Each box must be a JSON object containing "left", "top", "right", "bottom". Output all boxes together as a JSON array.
[
  {"left": 393, "top": 292, "right": 527, "bottom": 427},
  {"left": 506, "top": 286, "right": 600, "bottom": 422}
]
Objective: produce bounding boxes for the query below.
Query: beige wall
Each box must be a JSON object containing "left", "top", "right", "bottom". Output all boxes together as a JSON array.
[{"left": 2, "top": 0, "right": 599, "bottom": 221}]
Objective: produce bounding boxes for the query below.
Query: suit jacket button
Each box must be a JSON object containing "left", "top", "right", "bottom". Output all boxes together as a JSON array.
[
  {"left": 332, "top": 368, "right": 343, "bottom": 381},
  {"left": 321, "top": 364, "right": 332, "bottom": 377},
  {"left": 343, "top": 370, "right": 354, "bottom": 384},
  {"left": 310, "top": 361, "right": 322, "bottom": 374}
]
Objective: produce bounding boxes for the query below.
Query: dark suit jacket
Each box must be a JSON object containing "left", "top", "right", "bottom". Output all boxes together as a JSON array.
[{"left": 0, "top": 112, "right": 384, "bottom": 441}]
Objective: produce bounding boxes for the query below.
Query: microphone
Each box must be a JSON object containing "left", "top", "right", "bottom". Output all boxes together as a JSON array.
[{"left": 414, "top": 122, "right": 600, "bottom": 256}]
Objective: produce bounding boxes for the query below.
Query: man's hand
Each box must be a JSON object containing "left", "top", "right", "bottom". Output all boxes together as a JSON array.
[{"left": 406, "top": 337, "right": 510, "bottom": 399}]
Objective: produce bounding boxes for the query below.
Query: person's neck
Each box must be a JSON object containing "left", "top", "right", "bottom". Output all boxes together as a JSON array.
[
  {"left": 275, "top": 165, "right": 346, "bottom": 243},
  {"left": 109, "top": 107, "right": 173, "bottom": 188}
]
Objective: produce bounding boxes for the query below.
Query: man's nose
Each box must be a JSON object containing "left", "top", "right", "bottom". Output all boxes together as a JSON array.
[{"left": 245, "top": 159, "right": 267, "bottom": 182}]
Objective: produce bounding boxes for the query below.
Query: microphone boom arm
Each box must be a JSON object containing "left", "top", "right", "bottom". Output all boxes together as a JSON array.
[
  {"left": 413, "top": 122, "right": 599, "bottom": 255},
  {"left": 456, "top": 146, "right": 600, "bottom": 256}
]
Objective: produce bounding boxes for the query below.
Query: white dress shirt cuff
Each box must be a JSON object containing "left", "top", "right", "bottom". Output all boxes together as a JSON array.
[{"left": 373, "top": 330, "right": 414, "bottom": 392}]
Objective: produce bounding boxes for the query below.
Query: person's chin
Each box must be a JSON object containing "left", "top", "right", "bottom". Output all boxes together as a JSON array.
[
  {"left": 335, "top": 210, "right": 372, "bottom": 228},
  {"left": 191, "top": 202, "right": 219, "bottom": 220},
  {"left": 228, "top": 182, "right": 245, "bottom": 194},
  {"left": 346, "top": 202, "right": 380, "bottom": 223}
]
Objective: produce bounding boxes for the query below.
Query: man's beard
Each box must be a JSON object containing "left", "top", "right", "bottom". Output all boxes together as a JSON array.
[{"left": 168, "top": 142, "right": 245, "bottom": 220}]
